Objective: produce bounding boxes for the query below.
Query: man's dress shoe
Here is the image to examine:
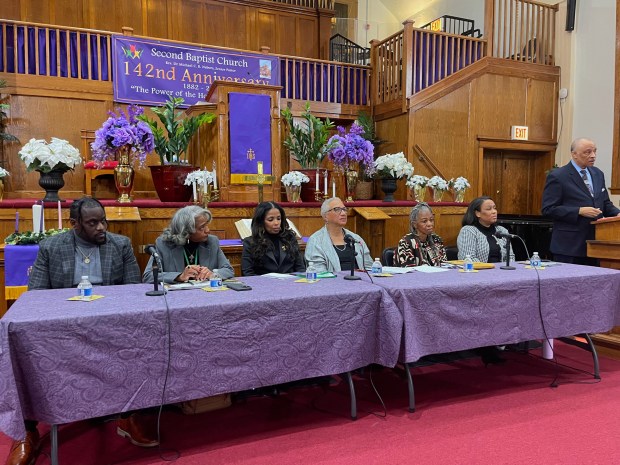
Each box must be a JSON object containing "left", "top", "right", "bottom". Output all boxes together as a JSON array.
[
  {"left": 5, "top": 430, "right": 39, "bottom": 465},
  {"left": 116, "top": 413, "right": 159, "bottom": 447}
]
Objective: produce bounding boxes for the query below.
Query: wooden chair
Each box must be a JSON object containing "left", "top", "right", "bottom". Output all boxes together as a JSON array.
[{"left": 80, "top": 129, "right": 117, "bottom": 196}]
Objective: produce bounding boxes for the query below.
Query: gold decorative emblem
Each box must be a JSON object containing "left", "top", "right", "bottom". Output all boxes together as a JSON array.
[{"left": 246, "top": 148, "right": 255, "bottom": 161}]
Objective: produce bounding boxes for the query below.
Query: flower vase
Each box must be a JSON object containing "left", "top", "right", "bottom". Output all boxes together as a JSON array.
[
  {"left": 431, "top": 188, "right": 446, "bottom": 202},
  {"left": 413, "top": 185, "right": 426, "bottom": 202},
  {"left": 344, "top": 170, "right": 358, "bottom": 202},
  {"left": 380, "top": 176, "right": 398, "bottom": 202},
  {"left": 0, "top": 179, "right": 4, "bottom": 201},
  {"left": 285, "top": 184, "right": 302, "bottom": 203},
  {"left": 114, "top": 147, "right": 134, "bottom": 203},
  {"left": 38, "top": 169, "right": 66, "bottom": 202},
  {"left": 453, "top": 189, "right": 466, "bottom": 203}
]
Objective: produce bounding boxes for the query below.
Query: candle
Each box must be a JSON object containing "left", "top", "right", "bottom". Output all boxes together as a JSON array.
[
  {"left": 212, "top": 161, "right": 218, "bottom": 189},
  {"left": 257, "top": 161, "right": 263, "bottom": 175},
  {"left": 57, "top": 201, "right": 62, "bottom": 230},
  {"left": 323, "top": 170, "right": 328, "bottom": 196},
  {"left": 32, "top": 204, "right": 42, "bottom": 234},
  {"left": 192, "top": 180, "right": 197, "bottom": 202},
  {"left": 14, "top": 211, "right": 19, "bottom": 233},
  {"left": 332, "top": 179, "right": 336, "bottom": 198},
  {"left": 315, "top": 168, "right": 319, "bottom": 191}
]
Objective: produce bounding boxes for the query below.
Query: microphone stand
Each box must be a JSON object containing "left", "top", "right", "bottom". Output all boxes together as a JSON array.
[
  {"left": 146, "top": 259, "right": 166, "bottom": 296},
  {"left": 343, "top": 239, "right": 361, "bottom": 281},
  {"left": 500, "top": 237, "right": 516, "bottom": 270}
]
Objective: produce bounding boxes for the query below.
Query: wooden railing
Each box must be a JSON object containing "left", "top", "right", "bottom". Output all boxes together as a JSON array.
[
  {"left": 0, "top": 19, "right": 369, "bottom": 107},
  {"left": 489, "top": 0, "right": 557, "bottom": 65},
  {"left": 267, "top": 0, "right": 334, "bottom": 8},
  {"left": 0, "top": 20, "right": 112, "bottom": 81},
  {"left": 371, "top": 29, "right": 404, "bottom": 106}
]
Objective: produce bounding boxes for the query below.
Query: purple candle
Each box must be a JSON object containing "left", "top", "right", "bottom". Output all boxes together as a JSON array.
[{"left": 14, "top": 211, "right": 19, "bottom": 233}]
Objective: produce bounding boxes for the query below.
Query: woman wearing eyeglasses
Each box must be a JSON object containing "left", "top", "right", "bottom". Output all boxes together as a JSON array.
[
  {"left": 143, "top": 205, "right": 234, "bottom": 284},
  {"left": 305, "top": 197, "right": 373, "bottom": 273}
]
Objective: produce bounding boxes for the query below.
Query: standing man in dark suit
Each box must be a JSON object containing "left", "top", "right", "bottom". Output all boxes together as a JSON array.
[
  {"left": 6, "top": 198, "right": 154, "bottom": 465},
  {"left": 542, "top": 138, "right": 620, "bottom": 265}
]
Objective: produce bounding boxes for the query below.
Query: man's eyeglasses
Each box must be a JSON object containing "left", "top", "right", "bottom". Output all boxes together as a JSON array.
[{"left": 328, "top": 207, "right": 348, "bottom": 214}]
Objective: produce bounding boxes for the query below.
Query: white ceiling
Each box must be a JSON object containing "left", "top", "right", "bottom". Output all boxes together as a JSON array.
[{"left": 375, "top": 0, "right": 438, "bottom": 22}]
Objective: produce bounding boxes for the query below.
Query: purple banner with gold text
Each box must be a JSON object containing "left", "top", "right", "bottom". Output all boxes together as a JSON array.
[{"left": 112, "top": 36, "right": 279, "bottom": 107}]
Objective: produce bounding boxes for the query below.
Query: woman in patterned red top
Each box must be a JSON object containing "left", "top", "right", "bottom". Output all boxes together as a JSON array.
[{"left": 394, "top": 202, "right": 446, "bottom": 267}]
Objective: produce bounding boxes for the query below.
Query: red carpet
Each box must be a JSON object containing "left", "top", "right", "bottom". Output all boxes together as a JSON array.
[{"left": 2, "top": 342, "right": 620, "bottom": 464}]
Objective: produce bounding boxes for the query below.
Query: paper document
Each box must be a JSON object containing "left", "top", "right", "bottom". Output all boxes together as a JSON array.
[
  {"left": 381, "top": 266, "right": 416, "bottom": 274},
  {"left": 263, "top": 273, "right": 298, "bottom": 279},
  {"left": 413, "top": 264, "right": 449, "bottom": 273}
]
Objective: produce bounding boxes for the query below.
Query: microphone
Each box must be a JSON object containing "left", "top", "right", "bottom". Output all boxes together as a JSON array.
[
  {"left": 344, "top": 233, "right": 359, "bottom": 244},
  {"left": 145, "top": 244, "right": 165, "bottom": 296},
  {"left": 494, "top": 231, "right": 518, "bottom": 240},
  {"left": 343, "top": 233, "right": 361, "bottom": 281}
]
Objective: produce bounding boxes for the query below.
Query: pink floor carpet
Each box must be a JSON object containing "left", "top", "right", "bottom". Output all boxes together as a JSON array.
[{"left": 2, "top": 342, "right": 620, "bottom": 464}]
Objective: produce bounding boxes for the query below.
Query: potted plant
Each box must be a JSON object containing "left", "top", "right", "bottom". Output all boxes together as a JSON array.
[
  {"left": 92, "top": 105, "right": 155, "bottom": 203},
  {"left": 355, "top": 111, "right": 384, "bottom": 199},
  {"left": 139, "top": 96, "right": 216, "bottom": 202},
  {"left": 373, "top": 152, "right": 414, "bottom": 202},
  {"left": 281, "top": 102, "right": 336, "bottom": 202},
  {"left": 184, "top": 168, "right": 215, "bottom": 203},
  {"left": 406, "top": 175, "right": 429, "bottom": 202},
  {"left": 19, "top": 138, "right": 82, "bottom": 202},
  {"left": 281, "top": 170, "right": 310, "bottom": 203},
  {"left": 427, "top": 175, "right": 449, "bottom": 202},
  {"left": 0, "top": 166, "right": 8, "bottom": 201},
  {"left": 449, "top": 176, "right": 470, "bottom": 203},
  {"left": 326, "top": 122, "right": 374, "bottom": 201}
]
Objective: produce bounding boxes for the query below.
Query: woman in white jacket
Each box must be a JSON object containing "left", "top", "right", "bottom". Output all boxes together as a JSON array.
[{"left": 305, "top": 197, "right": 373, "bottom": 273}]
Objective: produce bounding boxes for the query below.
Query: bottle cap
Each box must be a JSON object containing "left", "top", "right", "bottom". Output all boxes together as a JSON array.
[{"left": 81, "top": 275, "right": 88, "bottom": 280}]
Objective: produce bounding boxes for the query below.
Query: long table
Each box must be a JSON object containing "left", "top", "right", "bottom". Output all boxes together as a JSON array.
[{"left": 0, "top": 277, "right": 403, "bottom": 441}]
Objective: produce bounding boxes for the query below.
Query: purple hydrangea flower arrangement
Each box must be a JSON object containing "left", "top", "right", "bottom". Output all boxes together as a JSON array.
[
  {"left": 327, "top": 123, "right": 374, "bottom": 175},
  {"left": 91, "top": 105, "right": 154, "bottom": 165}
]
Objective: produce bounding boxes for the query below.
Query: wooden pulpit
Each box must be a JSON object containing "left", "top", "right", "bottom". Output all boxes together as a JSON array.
[
  {"left": 587, "top": 216, "right": 620, "bottom": 269},
  {"left": 188, "top": 81, "right": 283, "bottom": 202}
]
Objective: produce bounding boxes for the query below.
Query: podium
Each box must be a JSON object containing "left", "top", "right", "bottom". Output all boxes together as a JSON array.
[
  {"left": 188, "top": 81, "right": 283, "bottom": 202},
  {"left": 588, "top": 216, "right": 620, "bottom": 351}
]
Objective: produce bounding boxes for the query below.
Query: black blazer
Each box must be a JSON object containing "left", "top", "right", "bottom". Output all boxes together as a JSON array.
[
  {"left": 542, "top": 162, "right": 620, "bottom": 257},
  {"left": 241, "top": 236, "right": 305, "bottom": 276}
]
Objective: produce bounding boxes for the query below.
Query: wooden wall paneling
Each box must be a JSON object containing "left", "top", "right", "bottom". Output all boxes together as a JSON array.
[
  {"left": 52, "top": 0, "right": 84, "bottom": 28},
  {"left": 526, "top": 77, "right": 557, "bottom": 141},
  {"left": 20, "top": 0, "right": 51, "bottom": 25},
  {"left": 257, "top": 10, "right": 278, "bottom": 54},
  {"left": 143, "top": 0, "right": 170, "bottom": 40},
  {"left": 375, "top": 114, "right": 408, "bottom": 200},
  {"left": 174, "top": 0, "right": 205, "bottom": 44},
  {"left": 278, "top": 14, "right": 298, "bottom": 57},
  {"left": 297, "top": 17, "right": 318, "bottom": 59},
  {"left": 0, "top": 1, "right": 21, "bottom": 20},
  {"left": 225, "top": 3, "right": 250, "bottom": 51},
  {"left": 204, "top": 3, "right": 228, "bottom": 47}
]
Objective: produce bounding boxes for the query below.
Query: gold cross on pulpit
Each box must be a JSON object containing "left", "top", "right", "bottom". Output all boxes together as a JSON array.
[{"left": 246, "top": 148, "right": 255, "bottom": 161}]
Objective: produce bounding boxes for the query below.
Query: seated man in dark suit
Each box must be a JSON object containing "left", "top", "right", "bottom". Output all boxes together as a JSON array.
[
  {"left": 6, "top": 197, "right": 154, "bottom": 465},
  {"left": 542, "top": 138, "right": 620, "bottom": 265}
]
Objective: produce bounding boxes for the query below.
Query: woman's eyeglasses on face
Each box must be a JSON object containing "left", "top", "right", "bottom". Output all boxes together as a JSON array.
[{"left": 328, "top": 207, "right": 348, "bottom": 214}]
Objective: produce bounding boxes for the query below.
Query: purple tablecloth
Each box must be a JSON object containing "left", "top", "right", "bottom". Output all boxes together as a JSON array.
[
  {"left": 372, "top": 263, "right": 620, "bottom": 363},
  {"left": 0, "top": 276, "right": 402, "bottom": 439}
]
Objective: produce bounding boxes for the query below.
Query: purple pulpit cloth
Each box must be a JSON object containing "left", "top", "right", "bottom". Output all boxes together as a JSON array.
[
  {"left": 4, "top": 245, "right": 39, "bottom": 286},
  {"left": 371, "top": 263, "right": 620, "bottom": 364},
  {"left": 0, "top": 276, "right": 402, "bottom": 439}
]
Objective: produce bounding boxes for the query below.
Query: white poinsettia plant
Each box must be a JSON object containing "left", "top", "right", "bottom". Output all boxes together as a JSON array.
[
  {"left": 373, "top": 152, "right": 414, "bottom": 179},
  {"left": 0, "top": 167, "right": 9, "bottom": 178},
  {"left": 184, "top": 169, "right": 214, "bottom": 186},
  {"left": 406, "top": 175, "right": 429, "bottom": 189},
  {"left": 18, "top": 138, "right": 82, "bottom": 174},
  {"left": 451, "top": 176, "right": 470, "bottom": 191},
  {"left": 427, "top": 175, "right": 449, "bottom": 190},
  {"left": 281, "top": 171, "right": 310, "bottom": 187}
]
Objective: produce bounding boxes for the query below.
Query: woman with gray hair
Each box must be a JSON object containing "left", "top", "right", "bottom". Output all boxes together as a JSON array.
[
  {"left": 394, "top": 202, "right": 447, "bottom": 266},
  {"left": 143, "top": 205, "right": 234, "bottom": 283},
  {"left": 305, "top": 197, "right": 372, "bottom": 272}
]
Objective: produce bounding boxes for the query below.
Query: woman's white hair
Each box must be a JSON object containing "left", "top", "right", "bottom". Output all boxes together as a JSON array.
[{"left": 320, "top": 197, "right": 342, "bottom": 217}]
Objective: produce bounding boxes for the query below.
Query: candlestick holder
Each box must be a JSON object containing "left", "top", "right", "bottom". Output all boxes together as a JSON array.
[
  {"left": 200, "top": 184, "right": 220, "bottom": 209},
  {"left": 314, "top": 190, "right": 325, "bottom": 202}
]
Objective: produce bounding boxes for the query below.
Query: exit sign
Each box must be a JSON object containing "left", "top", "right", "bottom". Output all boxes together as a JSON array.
[{"left": 511, "top": 126, "right": 529, "bottom": 140}]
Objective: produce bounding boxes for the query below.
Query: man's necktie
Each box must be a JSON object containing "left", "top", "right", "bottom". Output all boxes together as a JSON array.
[{"left": 580, "top": 169, "right": 594, "bottom": 196}]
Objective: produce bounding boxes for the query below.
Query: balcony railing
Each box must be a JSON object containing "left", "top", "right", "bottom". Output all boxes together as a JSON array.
[{"left": 266, "top": 0, "right": 334, "bottom": 8}]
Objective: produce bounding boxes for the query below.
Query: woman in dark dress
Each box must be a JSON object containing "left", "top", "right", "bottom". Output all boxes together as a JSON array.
[{"left": 242, "top": 201, "right": 305, "bottom": 276}]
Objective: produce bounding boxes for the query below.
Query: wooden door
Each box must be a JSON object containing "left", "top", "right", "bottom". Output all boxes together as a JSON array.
[{"left": 483, "top": 150, "right": 533, "bottom": 215}]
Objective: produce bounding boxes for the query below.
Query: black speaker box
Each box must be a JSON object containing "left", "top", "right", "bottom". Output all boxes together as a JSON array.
[{"left": 566, "top": 0, "right": 576, "bottom": 31}]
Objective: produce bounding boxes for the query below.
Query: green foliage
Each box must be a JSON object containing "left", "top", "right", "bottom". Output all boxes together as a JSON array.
[
  {"left": 281, "top": 102, "right": 336, "bottom": 169},
  {"left": 5, "top": 228, "right": 70, "bottom": 245},
  {"left": 0, "top": 80, "right": 19, "bottom": 144},
  {"left": 138, "top": 96, "right": 215, "bottom": 165}
]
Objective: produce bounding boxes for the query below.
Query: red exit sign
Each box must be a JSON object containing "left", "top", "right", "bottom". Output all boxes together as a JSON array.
[{"left": 511, "top": 125, "right": 529, "bottom": 140}]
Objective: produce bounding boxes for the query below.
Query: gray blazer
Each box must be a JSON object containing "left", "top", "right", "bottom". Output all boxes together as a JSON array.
[
  {"left": 142, "top": 235, "right": 234, "bottom": 283},
  {"left": 304, "top": 226, "right": 373, "bottom": 273},
  {"left": 457, "top": 225, "right": 515, "bottom": 263},
  {"left": 28, "top": 230, "right": 141, "bottom": 290}
]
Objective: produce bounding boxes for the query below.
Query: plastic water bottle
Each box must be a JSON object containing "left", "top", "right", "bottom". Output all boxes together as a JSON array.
[
  {"left": 305, "top": 264, "right": 318, "bottom": 282},
  {"left": 530, "top": 251, "right": 541, "bottom": 269},
  {"left": 463, "top": 254, "right": 474, "bottom": 273},
  {"left": 77, "top": 276, "right": 93, "bottom": 301},
  {"left": 210, "top": 271, "right": 223, "bottom": 288},
  {"left": 371, "top": 257, "right": 383, "bottom": 274}
]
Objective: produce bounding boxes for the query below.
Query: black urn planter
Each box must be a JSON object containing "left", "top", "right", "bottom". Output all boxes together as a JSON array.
[
  {"left": 38, "top": 169, "right": 67, "bottom": 202},
  {"left": 380, "top": 176, "right": 398, "bottom": 202}
]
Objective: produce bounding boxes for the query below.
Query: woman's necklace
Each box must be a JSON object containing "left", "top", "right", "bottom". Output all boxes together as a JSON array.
[
  {"left": 332, "top": 229, "right": 347, "bottom": 251},
  {"left": 76, "top": 246, "right": 94, "bottom": 264},
  {"left": 183, "top": 248, "right": 199, "bottom": 266}
]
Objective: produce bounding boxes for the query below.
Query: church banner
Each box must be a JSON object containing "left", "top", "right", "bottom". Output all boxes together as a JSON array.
[{"left": 112, "top": 36, "right": 279, "bottom": 107}]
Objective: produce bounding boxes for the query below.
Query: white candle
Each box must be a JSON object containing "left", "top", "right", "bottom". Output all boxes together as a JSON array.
[
  {"left": 192, "top": 180, "right": 197, "bottom": 202},
  {"left": 212, "top": 161, "right": 218, "bottom": 189},
  {"left": 332, "top": 179, "right": 336, "bottom": 198},
  {"left": 32, "top": 204, "right": 42, "bottom": 234},
  {"left": 203, "top": 169, "right": 208, "bottom": 192},
  {"left": 57, "top": 201, "right": 62, "bottom": 230},
  {"left": 324, "top": 171, "right": 328, "bottom": 196},
  {"left": 315, "top": 169, "right": 319, "bottom": 191}
]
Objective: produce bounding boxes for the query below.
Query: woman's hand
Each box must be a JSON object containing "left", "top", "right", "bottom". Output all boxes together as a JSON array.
[{"left": 179, "top": 265, "right": 209, "bottom": 282}]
